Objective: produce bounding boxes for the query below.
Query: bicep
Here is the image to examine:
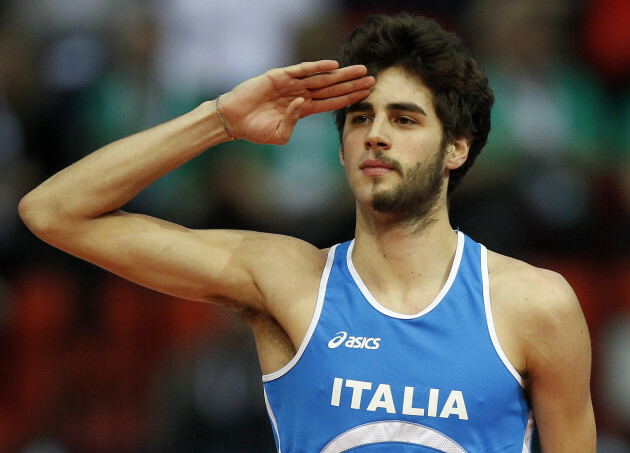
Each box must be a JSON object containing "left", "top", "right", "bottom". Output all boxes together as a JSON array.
[
  {"left": 61, "top": 210, "right": 266, "bottom": 307},
  {"left": 525, "top": 277, "right": 596, "bottom": 452}
]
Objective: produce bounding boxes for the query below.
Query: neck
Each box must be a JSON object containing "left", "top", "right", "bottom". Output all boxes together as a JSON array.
[{"left": 352, "top": 203, "right": 458, "bottom": 296}]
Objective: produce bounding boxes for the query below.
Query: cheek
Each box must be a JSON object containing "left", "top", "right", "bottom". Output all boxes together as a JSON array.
[
  {"left": 399, "top": 137, "right": 438, "bottom": 161},
  {"left": 342, "top": 128, "right": 362, "bottom": 148},
  {"left": 341, "top": 133, "right": 364, "bottom": 162}
]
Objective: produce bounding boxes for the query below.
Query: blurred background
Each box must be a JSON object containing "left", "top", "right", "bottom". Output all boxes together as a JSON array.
[{"left": 0, "top": 0, "right": 628, "bottom": 451}]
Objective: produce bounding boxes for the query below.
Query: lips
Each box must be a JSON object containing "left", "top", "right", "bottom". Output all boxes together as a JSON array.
[{"left": 360, "top": 158, "right": 397, "bottom": 176}]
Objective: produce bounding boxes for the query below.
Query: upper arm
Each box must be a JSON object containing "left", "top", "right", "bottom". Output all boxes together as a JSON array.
[
  {"left": 522, "top": 270, "right": 596, "bottom": 452},
  {"left": 32, "top": 209, "right": 323, "bottom": 314}
]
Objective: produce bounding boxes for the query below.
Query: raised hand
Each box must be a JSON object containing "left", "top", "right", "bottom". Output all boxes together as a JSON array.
[{"left": 217, "top": 61, "right": 375, "bottom": 145}]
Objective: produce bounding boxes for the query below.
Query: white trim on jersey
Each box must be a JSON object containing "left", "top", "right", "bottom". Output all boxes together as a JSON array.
[
  {"left": 480, "top": 245, "right": 535, "bottom": 452},
  {"left": 346, "top": 230, "right": 465, "bottom": 319},
  {"left": 480, "top": 244, "right": 525, "bottom": 387},
  {"left": 522, "top": 412, "right": 535, "bottom": 453},
  {"left": 321, "top": 420, "right": 467, "bottom": 453},
  {"left": 263, "top": 388, "right": 281, "bottom": 453},
  {"left": 262, "top": 244, "right": 338, "bottom": 382}
]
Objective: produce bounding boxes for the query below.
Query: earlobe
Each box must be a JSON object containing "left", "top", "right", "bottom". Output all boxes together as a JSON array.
[{"left": 445, "top": 138, "right": 470, "bottom": 170}]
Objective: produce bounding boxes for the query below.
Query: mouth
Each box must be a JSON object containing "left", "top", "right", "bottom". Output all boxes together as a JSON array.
[{"left": 360, "top": 158, "right": 397, "bottom": 176}]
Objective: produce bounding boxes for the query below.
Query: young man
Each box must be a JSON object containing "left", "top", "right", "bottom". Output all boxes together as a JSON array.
[{"left": 19, "top": 14, "right": 595, "bottom": 452}]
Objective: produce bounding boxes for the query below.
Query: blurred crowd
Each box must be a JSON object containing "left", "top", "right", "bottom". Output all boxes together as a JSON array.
[{"left": 0, "top": 0, "right": 629, "bottom": 451}]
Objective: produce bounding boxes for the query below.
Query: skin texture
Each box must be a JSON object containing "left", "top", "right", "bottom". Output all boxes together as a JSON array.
[{"left": 19, "top": 62, "right": 596, "bottom": 452}]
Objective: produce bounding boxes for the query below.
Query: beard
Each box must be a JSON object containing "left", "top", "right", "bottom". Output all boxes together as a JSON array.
[{"left": 370, "top": 146, "right": 446, "bottom": 227}]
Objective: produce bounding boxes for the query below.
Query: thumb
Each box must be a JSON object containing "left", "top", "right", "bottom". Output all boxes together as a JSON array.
[{"left": 276, "top": 97, "right": 304, "bottom": 144}]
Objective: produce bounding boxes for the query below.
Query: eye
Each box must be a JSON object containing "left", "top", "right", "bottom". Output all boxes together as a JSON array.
[
  {"left": 395, "top": 116, "right": 416, "bottom": 126},
  {"left": 351, "top": 114, "right": 372, "bottom": 124}
]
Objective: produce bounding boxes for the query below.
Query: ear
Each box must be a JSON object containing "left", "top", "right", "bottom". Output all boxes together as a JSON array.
[
  {"left": 445, "top": 137, "right": 470, "bottom": 170},
  {"left": 339, "top": 145, "right": 345, "bottom": 166}
]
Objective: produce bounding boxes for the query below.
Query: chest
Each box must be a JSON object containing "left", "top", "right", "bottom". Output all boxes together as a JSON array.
[
  {"left": 262, "top": 239, "right": 534, "bottom": 452},
  {"left": 308, "top": 279, "right": 514, "bottom": 417}
]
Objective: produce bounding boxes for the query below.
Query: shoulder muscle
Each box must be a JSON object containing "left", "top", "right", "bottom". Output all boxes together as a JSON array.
[{"left": 487, "top": 251, "right": 595, "bottom": 451}]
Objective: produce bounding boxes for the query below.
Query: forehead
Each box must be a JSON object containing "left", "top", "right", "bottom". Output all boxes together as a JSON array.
[{"left": 366, "top": 66, "right": 435, "bottom": 112}]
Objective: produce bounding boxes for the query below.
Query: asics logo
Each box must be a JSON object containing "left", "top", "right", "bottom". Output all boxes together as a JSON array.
[
  {"left": 328, "top": 331, "right": 348, "bottom": 348},
  {"left": 328, "top": 331, "right": 381, "bottom": 350}
]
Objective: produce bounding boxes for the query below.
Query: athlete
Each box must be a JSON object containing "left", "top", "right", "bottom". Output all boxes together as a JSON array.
[{"left": 19, "top": 13, "right": 595, "bottom": 452}]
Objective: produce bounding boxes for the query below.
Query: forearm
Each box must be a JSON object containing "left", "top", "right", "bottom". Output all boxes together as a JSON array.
[
  {"left": 20, "top": 101, "right": 227, "bottom": 233},
  {"left": 19, "top": 60, "right": 374, "bottom": 241}
]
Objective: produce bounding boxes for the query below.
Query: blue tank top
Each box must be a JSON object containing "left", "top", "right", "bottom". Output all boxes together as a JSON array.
[{"left": 262, "top": 232, "right": 535, "bottom": 452}]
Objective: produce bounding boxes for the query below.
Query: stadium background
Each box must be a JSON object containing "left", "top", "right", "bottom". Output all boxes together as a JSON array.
[{"left": 0, "top": 0, "right": 629, "bottom": 451}]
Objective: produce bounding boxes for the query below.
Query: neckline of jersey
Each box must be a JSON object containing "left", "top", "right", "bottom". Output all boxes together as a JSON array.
[{"left": 346, "top": 230, "right": 465, "bottom": 319}]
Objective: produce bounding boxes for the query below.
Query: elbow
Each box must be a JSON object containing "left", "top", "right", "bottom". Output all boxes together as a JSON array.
[
  {"left": 18, "top": 191, "right": 36, "bottom": 228},
  {"left": 18, "top": 190, "right": 58, "bottom": 238}
]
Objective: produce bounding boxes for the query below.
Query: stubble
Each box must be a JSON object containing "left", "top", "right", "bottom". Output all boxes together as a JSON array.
[{"left": 371, "top": 147, "right": 446, "bottom": 230}]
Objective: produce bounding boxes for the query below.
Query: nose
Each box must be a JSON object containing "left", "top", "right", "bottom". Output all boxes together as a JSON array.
[{"left": 364, "top": 117, "right": 391, "bottom": 151}]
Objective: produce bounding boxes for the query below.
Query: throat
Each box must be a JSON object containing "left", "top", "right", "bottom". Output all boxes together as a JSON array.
[
  {"left": 349, "top": 231, "right": 461, "bottom": 316},
  {"left": 353, "top": 253, "right": 455, "bottom": 316}
]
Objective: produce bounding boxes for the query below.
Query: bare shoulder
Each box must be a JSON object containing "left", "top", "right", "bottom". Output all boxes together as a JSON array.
[
  {"left": 242, "top": 232, "right": 329, "bottom": 300},
  {"left": 486, "top": 250, "right": 589, "bottom": 378},
  {"left": 193, "top": 229, "right": 329, "bottom": 306},
  {"left": 487, "top": 250, "right": 596, "bottom": 449},
  {"left": 196, "top": 228, "right": 330, "bottom": 330},
  {"left": 192, "top": 230, "right": 331, "bottom": 373},
  {"left": 487, "top": 250, "right": 581, "bottom": 319}
]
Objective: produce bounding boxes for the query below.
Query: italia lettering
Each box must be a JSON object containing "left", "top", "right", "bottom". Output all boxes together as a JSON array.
[{"left": 330, "top": 377, "right": 468, "bottom": 420}]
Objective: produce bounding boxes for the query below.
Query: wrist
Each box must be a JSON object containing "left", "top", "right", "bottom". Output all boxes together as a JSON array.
[
  {"left": 183, "top": 101, "right": 235, "bottom": 149},
  {"left": 216, "top": 95, "right": 236, "bottom": 141}
]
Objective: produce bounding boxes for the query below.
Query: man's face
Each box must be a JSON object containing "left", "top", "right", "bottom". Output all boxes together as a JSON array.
[{"left": 340, "top": 66, "right": 449, "bottom": 224}]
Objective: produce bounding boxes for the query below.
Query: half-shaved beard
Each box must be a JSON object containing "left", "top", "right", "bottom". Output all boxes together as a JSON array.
[{"left": 371, "top": 146, "right": 446, "bottom": 230}]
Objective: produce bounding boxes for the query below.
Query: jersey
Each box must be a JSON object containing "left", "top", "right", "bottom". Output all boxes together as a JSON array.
[{"left": 262, "top": 231, "right": 535, "bottom": 452}]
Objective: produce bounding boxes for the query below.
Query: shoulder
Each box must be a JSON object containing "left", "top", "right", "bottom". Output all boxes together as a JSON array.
[
  {"left": 242, "top": 231, "right": 331, "bottom": 280},
  {"left": 250, "top": 233, "right": 332, "bottom": 301},
  {"left": 486, "top": 250, "right": 589, "bottom": 374},
  {"left": 193, "top": 229, "right": 331, "bottom": 297},
  {"left": 200, "top": 229, "right": 332, "bottom": 318},
  {"left": 486, "top": 249, "right": 595, "bottom": 449},
  {"left": 487, "top": 250, "right": 578, "bottom": 314}
]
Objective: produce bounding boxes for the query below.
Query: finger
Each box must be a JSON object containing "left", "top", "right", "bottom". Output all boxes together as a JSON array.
[
  {"left": 308, "top": 75, "right": 375, "bottom": 100},
  {"left": 276, "top": 97, "right": 305, "bottom": 144},
  {"left": 300, "top": 65, "right": 369, "bottom": 90},
  {"left": 302, "top": 89, "right": 372, "bottom": 117},
  {"left": 284, "top": 60, "right": 340, "bottom": 78}
]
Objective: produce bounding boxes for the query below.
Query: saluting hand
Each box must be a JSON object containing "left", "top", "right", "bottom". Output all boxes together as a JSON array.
[{"left": 217, "top": 60, "right": 375, "bottom": 145}]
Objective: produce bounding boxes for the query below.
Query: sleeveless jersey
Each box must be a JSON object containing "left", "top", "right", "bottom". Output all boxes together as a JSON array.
[{"left": 262, "top": 231, "right": 535, "bottom": 452}]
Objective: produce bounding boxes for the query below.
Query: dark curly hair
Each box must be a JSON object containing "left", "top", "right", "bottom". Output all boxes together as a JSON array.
[{"left": 333, "top": 13, "right": 494, "bottom": 196}]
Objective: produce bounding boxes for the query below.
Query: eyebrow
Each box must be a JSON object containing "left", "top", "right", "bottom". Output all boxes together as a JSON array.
[{"left": 346, "top": 101, "right": 427, "bottom": 116}]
